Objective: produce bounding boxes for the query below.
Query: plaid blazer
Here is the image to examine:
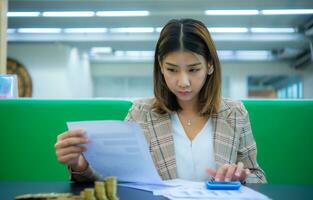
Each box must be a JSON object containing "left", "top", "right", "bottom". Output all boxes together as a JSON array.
[{"left": 71, "top": 98, "right": 267, "bottom": 183}]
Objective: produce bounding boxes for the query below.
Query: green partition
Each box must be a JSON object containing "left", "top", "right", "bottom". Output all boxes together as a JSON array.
[
  {"left": 243, "top": 100, "right": 313, "bottom": 184},
  {"left": 0, "top": 99, "right": 312, "bottom": 183},
  {"left": 0, "top": 99, "right": 132, "bottom": 181}
]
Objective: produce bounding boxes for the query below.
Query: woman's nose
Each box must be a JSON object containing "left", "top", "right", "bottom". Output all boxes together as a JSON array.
[{"left": 177, "top": 72, "right": 190, "bottom": 88}]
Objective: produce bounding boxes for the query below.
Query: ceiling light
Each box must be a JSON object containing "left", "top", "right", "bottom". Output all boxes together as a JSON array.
[
  {"left": 7, "top": 12, "right": 40, "bottom": 17},
  {"left": 155, "top": 27, "right": 163, "bottom": 32},
  {"left": 42, "top": 11, "right": 95, "bottom": 17},
  {"left": 114, "top": 51, "right": 125, "bottom": 57},
  {"left": 64, "top": 28, "right": 107, "bottom": 33},
  {"left": 236, "top": 50, "right": 271, "bottom": 60},
  {"left": 91, "top": 47, "right": 113, "bottom": 54},
  {"left": 125, "top": 51, "right": 154, "bottom": 57},
  {"left": 208, "top": 27, "right": 249, "bottom": 33},
  {"left": 96, "top": 11, "right": 149, "bottom": 17},
  {"left": 110, "top": 27, "right": 154, "bottom": 33},
  {"left": 114, "top": 51, "right": 154, "bottom": 57},
  {"left": 250, "top": 28, "right": 296, "bottom": 33},
  {"left": 217, "top": 50, "right": 234, "bottom": 57},
  {"left": 17, "top": 28, "right": 62, "bottom": 33},
  {"left": 7, "top": 29, "right": 16, "bottom": 34},
  {"left": 261, "top": 9, "right": 313, "bottom": 15},
  {"left": 205, "top": 10, "right": 259, "bottom": 15},
  {"left": 217, "top": 50, "right": 272, "bottom": 60}
]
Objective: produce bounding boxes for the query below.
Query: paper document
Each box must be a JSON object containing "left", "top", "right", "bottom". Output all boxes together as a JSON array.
[
  {"left": 119, "top": 179, "right": 269, "bottom": 200},
  {"left": 119, "top": 179, "right": 271, "bottom": 200},
  {"left": 67, "top": 120, "right": 165, "bottom": 185},
  {"left": 152, "top": 179, "right": 271, "bottom": 200}
]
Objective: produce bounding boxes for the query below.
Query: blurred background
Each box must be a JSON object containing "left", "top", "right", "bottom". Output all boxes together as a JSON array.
[{"left": 2, "top": 0, "right": 313, "bottom": 99}]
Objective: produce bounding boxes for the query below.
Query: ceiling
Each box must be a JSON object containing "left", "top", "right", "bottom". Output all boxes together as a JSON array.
[{"left": 6, "top": 0, "right": 313, "bottom": 63}]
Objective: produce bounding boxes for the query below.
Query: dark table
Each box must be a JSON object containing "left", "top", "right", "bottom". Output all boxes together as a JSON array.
[{"left": 1, "top": 181, "right": 313, "bottom": 200}]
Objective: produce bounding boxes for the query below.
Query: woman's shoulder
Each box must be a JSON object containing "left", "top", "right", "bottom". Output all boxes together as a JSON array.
[
  {"left": 125, "top": 97, "right": 157, "bottom": 122},
  {"left": 131, "top": 97, "right": 155, "bottom": 111},
  {"left": 221, "top": 98, "right": 248, "bottom": 117}
]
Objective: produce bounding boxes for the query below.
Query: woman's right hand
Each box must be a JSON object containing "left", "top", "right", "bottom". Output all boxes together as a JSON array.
[{"left": 54, "top": 129, "right": 89, "bottom": 172}]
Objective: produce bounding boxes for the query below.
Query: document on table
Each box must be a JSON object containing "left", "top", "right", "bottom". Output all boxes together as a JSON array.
[
  {"left": 119, "top": 179, "right": 271, "bottom": 200},
  {"left": 67, "top": 120, "right": 165, "bottom": 185},
  {"left": 150, "top": 179, "right": 271, "bottom": 200}
]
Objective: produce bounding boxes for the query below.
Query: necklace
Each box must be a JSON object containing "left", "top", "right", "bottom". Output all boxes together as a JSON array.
[{"left": 178, "top": 112, "right": 194, "bottom": 126}]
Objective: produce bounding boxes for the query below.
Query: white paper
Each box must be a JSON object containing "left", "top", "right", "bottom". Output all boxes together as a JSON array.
[
  {"left": 119, "top": 179, "right": 270, "bottom": 200},
  {"left": 67, "top": 120, "right": 165, "bottom": 185},
  {"left": 152, "top": 179, "right": 271, "bottom": 200},
  {"left": 118, "top": 182, "right": 176, "bottom": 191}
]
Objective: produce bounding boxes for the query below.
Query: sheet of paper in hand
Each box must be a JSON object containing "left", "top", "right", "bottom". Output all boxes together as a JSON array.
[{"left": 67, "top": 120, "right": 165, "bottom": 185}]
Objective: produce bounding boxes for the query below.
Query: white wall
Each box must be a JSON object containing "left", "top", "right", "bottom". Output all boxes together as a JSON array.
[
  {"left": 7, "top": 43, "right": 93, "bottom": 98},
  {"left": 92, "top": 62, "right": 153, "bottom": 98},
  {"left": 67, "top": 48, "right": 93, "bottom": 98}
]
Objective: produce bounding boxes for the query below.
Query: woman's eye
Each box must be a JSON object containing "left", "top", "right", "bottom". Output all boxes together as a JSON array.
[
  {"left": 190, "top": 68, "right": 200, "bottom": 72},
  {"left": 167, "top": 68, "right": 177, "bottom": 72}
]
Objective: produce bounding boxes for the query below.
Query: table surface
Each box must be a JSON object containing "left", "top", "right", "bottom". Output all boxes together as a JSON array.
[{"left": 1, "top": 181, "right": 313, "bottom": 200}]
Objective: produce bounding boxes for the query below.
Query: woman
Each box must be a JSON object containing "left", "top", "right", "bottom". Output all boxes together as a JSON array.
[{"left": 54, "top": 18, "right": 266, "bottom": 183}]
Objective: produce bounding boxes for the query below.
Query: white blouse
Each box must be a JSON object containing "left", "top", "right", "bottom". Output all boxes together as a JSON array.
[{"left": 170, "top": 112, "right": 216, "bottom": 181}]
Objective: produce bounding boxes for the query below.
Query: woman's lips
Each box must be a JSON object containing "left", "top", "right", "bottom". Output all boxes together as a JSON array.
[{"left": 178, "top": 91, "right": 191, "bottom": 96}]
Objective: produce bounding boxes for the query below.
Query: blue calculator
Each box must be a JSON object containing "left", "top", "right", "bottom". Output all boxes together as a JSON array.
[{"left": 205, "top": 181, "right": 241, "bottom": 190}]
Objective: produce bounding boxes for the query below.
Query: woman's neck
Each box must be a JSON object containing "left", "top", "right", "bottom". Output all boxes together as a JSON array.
[{"left": 177, "top": 98, "right": 199, "bottom": 115}]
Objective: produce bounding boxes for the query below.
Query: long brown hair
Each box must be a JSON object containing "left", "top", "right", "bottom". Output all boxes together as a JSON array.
[{"left": 153, "top": 18, "right": 221, "bottom": 117}]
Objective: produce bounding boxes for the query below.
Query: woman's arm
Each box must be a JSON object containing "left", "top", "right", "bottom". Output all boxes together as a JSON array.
[{"left": 236, "top": 102, "right": 267, "bottom": 183}]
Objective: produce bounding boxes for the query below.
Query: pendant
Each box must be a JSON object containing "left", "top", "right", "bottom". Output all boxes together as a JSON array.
[{"left": 187, "top": 119, "right": 191, "bottom": 126}]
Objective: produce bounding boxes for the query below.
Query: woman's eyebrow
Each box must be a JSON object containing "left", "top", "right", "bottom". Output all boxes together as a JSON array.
[{"left": 165, "top": 62, "right": 202, "bottom": 67}]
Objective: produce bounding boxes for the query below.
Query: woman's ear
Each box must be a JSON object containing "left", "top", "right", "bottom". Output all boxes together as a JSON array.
[{"left": 207, "top": 62, "right": 214, "bottom": 75}]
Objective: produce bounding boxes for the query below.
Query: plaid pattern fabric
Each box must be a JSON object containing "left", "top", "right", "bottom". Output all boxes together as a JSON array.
[{"left": 71, "top": 97, "right": 266, "bottom": 183}]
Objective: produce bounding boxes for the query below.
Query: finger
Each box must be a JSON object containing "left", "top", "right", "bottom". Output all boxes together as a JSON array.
[
  {"left": 55, "top": 137, "right": 88, "bottom": 149},
  {"left": 57, "top": 153, "right": 81, "bottom": 164},
  {"left": 56, "top": 146, "right": 86, "bottom": 157},
  {"left": 215, "top": 164, "right": 229, "bottom": 182},
  {"left": 57, "top": 129, "right": 86, "bottom": 141},
  {"left": 234, "top": 162, "right": 244, "bottom": 178},
  {"left": 206, "top": 168, "right": 217, "bottom": 178},
  {"left": 224, "top": 164, "right": 236, "bottom": 182},
  {"left": 240, "top": 168, "right": 251, "bottom": 181}
]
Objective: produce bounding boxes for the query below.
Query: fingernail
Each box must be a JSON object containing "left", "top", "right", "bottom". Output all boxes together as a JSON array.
[
  {"left": 225, "top": 178, "right": 230, "bottom": 182},
  {"left": 215, "top": 178, "right": 220, "bottom": 182}
]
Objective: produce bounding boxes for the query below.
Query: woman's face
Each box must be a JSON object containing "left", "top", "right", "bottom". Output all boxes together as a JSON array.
[{"left": 160, "top": 51, "right": 208, "bottom": 104}]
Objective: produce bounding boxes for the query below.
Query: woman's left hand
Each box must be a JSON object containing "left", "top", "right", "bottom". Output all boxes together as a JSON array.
[{"left": 206, "top": 162, "right": 250, "bottom": 182}]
